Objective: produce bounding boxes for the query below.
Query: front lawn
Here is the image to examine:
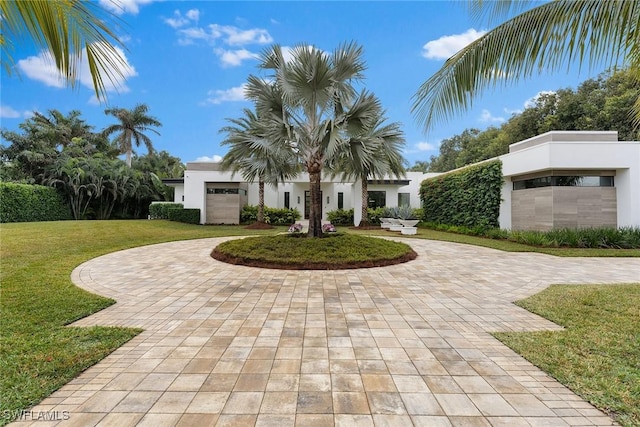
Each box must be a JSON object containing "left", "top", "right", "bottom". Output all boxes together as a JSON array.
[
  {"left": 494, "top": 284, "right": 640, "bottom": 427},
  {"left": 0, "top": 220, "right": 282, "bottom": 425}
]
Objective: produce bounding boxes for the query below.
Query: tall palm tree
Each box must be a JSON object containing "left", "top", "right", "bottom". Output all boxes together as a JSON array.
[
  {"left": 1, "top": 0, "right": 128, "bottom": 101},
  {"left": 329, "top": 93, "right": 406, "bottom": 226},
  {"left": 103, "top": 104, "right": 161, "bottom": 167},
  {"left": 246, "top": 43, "right": 368, "bottom": 237},
  {"left": 412, "top": 1, "right": 640, "bottom": 131},
  {"left": 220, "top": 108, "right": 299, "bottom": 225}
]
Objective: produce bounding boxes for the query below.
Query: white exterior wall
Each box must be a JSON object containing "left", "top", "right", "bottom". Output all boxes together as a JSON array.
[{"left": 499, "top": 133, "right": 640, "bottom": 229}]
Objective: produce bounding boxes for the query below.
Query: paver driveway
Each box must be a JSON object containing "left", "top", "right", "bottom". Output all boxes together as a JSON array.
[{"left": 13, "top": 237, "right": 640, "bottom": 427}]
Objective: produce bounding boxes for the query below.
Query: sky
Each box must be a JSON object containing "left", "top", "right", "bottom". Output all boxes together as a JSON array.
[{"left": 1, "top": 0, "right": 610, "bottom": 167}]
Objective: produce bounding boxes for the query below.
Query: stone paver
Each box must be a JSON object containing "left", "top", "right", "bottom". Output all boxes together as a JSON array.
[{"left": 11, "top": 237, "right": 639, "bottom": 426}]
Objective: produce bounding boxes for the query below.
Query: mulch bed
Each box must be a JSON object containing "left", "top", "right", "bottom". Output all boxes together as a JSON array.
[
  {"left": 211, "top": 248, "right": 417, "bottom": 270},
  {"left": 244, "top": 222, "right": 275, "bottom": 230}
]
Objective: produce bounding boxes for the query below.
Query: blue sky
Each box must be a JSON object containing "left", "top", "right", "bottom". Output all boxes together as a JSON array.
[{"left": 1, "top": 0, "right": 608, "bottom": 166}]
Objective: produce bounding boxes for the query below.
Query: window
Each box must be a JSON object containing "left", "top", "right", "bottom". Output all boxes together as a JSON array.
[
  {"left": 398, "top": 193, "right": 410, "bottom": 207},
  {"left": 338, "top": 192, "right": 344, "bottom": 209},
  {"left": 513, "top": 175, "right": 614, "bottom": 190},
  {"left": 368, "top": 191, "right": 386, "bottom": 208},
  {"left": 207, "top": 188, "right": 245, "bottom": 195},
  {"left": 284, "top": 192, "right": 290, "bottom": 209}
]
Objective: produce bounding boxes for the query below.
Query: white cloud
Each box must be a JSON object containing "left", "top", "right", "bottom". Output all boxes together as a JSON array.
[
  {"left": 216, "top": 48, "right": 259, "bottom": 67},
  {"left": 17, "top": 45, "right": 137, "bottom": 96},
  {"left": 194, "top": 155, "right": 222, "bottom": 162},
  {"left": 98, "top": 0, "right": 156, "bottom": 15},
  {"left": 422, "top": 28, "right": 486, "bottom": 60},
  {"left": 202, "top": 84, "right": 248, "bottom": 105},
  {"left": 479, "top": 109, "right": 505, "bottom": 123},
  {"left": 1, "top": 105, "right": 21, "bottom": 118},
  {"left": 524, "top": 90, "right": 556, "bottom": 108},
  {"left": 175, "top": 23, "right": 273, "bottom": 47},
  {"left": 504, "top": 107, "right": 522, "bottom": 115},
  {"left": 17, "top": 53, "right": 65, "bottom": 88},
  {"left": 164, "top": 9, "right": 200, "bottom": 29},
  {"left": 415, "top": 141, "right": 437, "bottom": 151}
]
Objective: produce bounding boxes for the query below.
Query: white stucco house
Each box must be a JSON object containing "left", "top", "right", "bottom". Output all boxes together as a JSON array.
[{"left": 163, "top": 131, "right": 640, "bottom": 230}]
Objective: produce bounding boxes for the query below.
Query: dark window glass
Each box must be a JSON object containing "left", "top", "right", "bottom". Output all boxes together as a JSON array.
[
  {"left": 207, "top": 188, "right": 239, "bottom": 194},
  {"left": 338, "top": 192, "right": 344, "bottom": 209},
  {"left": 368, "top": 191, "right": 386, "bottom": 208},
  {"left": 513, "top": 175, "right": 614, "bottom": 190},
  {"left": 284, "top": 192, "right": 290, "bottom": 209}
]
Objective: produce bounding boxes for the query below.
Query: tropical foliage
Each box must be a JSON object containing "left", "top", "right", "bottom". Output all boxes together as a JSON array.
[
  {"left": 220, "top": 108, "right": 299, "bottom": 224},
  {"left": 412, "top": 1, "right": 640, "bottom": 131},
  {"left": 415, "top": 69, "right": 640, "bottom": 172},
  {"left": 103, "top": 103, "right": 162, "bottom": 167},
  {"left": 1, "top": 0, "right": 128, "bottom": 101},
  {"left": 328, "top": 93, "right": 406, "bottom": 226},
  {"left": 0, "top": 109, "right": 177, "bottom": 220},
  {"left": 238, "top": 42, "right": 407, "bottom": 236}
]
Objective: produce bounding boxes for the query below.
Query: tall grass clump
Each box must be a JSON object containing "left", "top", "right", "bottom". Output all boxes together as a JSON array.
[{"left": 420, "top": 223, "right": 640, "bottom": 249}]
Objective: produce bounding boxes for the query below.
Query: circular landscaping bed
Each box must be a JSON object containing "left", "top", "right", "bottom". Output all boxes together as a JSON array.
[{"left": 211, "top": 233, "right": 417, "bottom": 270}]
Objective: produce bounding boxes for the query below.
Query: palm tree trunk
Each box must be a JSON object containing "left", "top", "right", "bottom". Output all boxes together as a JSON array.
[
  {"left": 359, "top": 176, "right": 369, "bottom": 227},
  {"left": 257, "top": 178, "right": 265, "bottom": 223},
  {"left": 125, "top": 149, "right": 132, "bottom": 168},
  {"left": 307, "top": 154, "right": 323, "bottom": 237}
]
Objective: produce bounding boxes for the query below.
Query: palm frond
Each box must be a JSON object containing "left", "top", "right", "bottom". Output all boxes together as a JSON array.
[{"left": 412, "top": 0, "right": 640, "bottom": 131}]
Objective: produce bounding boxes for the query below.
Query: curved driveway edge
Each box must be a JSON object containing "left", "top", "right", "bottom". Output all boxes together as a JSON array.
[{"left": 12, "top": 237, "right": 640, "bottom": 426}]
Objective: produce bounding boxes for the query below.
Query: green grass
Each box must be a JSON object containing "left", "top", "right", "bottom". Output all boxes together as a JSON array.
[
  {"left": 349, "top": 227, "right": 640, "bottom": 257},
  {"left": 494, "top": 284, "right": 640, "bottom": 427},
  {"left": 0, "top": 220, "right": 283, "bottom": 425},
  {"left": 213, "top": 232, "right": 415, "bottom": 268}
]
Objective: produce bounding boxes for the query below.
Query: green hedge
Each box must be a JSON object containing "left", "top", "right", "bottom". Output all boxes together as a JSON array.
[
  {"left": 326, "top": 207, "right": 405, "bottom": 225},
  {"left": 0, "top": 182, "right": 71, "bottom": 223},
  {"left": 149, "top": 202, "right": 184, "bottom": 219},
  {"left": 167, "top": 208, "right": 200, "bottom": 224},
  {"left": 240, "top": 205, "right": 301, "bottom": 225},
  {"left": 420, "top": 160, "right": 503, "bottom": 228}
]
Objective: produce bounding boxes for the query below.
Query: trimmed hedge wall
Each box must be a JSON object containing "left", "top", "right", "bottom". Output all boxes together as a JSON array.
[
  {"left": 419, "top": 160, "right": 503, "bottom": 229},
  {"left": 167, "top": 208, "right": 200, "bottom": 224},
  {"left": 240, "top": 205, "right": 301, "bottom": 225},
  {"left": 149, "top": 202, "right": 184, "bottom": 219},
  {"left": 0, "top": 182, "right": 71, "bottom": 223}
]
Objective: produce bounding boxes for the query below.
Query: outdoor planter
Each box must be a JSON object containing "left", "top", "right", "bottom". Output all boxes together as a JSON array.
[
  {"left": 401, "top": 226, "right": 417, "bottom": 235},
  {"left": 399, "top": 219, "right": 419, "bottom": 227}
]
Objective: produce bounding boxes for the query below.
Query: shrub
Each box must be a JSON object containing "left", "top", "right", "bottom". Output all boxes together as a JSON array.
[
  {"left": 420, "top": 160, "right": 503, "bottom": 228},
  {"left": 327, "top": 208, "right": 354, "bottom": 225},
  {"left": 0, "top": 182, "right": 71, "bottom": 223},
  {"left": 240, "top": 205, "right": 301, "bottom": 225},
  {"left": 167, "top": 208, "right": 200, "bottom": 224},
  {"left": 149, "top": 202, "right": 183, "bottom": 219}
]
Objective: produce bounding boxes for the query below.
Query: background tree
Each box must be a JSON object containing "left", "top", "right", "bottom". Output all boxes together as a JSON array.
[
  {"left": 412, "top": 1, "right": 640, "bottom": 131},
  {"left": 247, "top": 43, "right": 370, "bottom": 237},
  {"left": 1, "top": 0, "right": 129, "bottom": 101},
  {"left": 220, "top": 108, "right": 299, "bottom": 225},
  {"left": 103, "top": 103, "right": 161, "bottom": 167}
]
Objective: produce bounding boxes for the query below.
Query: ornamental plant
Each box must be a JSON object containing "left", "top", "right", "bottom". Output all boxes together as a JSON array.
[
  {"left": 322, "top": 223, "right": 337, "bottom": 233},
  {"left": 288, "top": 223, "right": 303, "bottom": 233}
]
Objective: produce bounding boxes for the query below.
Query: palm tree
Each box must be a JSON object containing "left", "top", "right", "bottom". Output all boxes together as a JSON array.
[
  {"left": 1, "top": 0, "right": 128, "bottom": 101},
  {"left": 103, "top": 104, "right": 161, "bottom": 167},
  {"left": 412, "top": 1, "right": 640, "bottom": 131},
  {"left": 220, "top": 108, "right": 299, "bottom": 225},
  {"left": 246, "top": 43, "right": 368, "bottom": 237},
  {"left": 329, "top": 93, "right": 406, "bottom": 227}
]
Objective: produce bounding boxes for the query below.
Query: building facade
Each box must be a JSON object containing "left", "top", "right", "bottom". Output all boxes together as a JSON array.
[{"left": 164, "top": 131, "right": 639, "bottom": 230}]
